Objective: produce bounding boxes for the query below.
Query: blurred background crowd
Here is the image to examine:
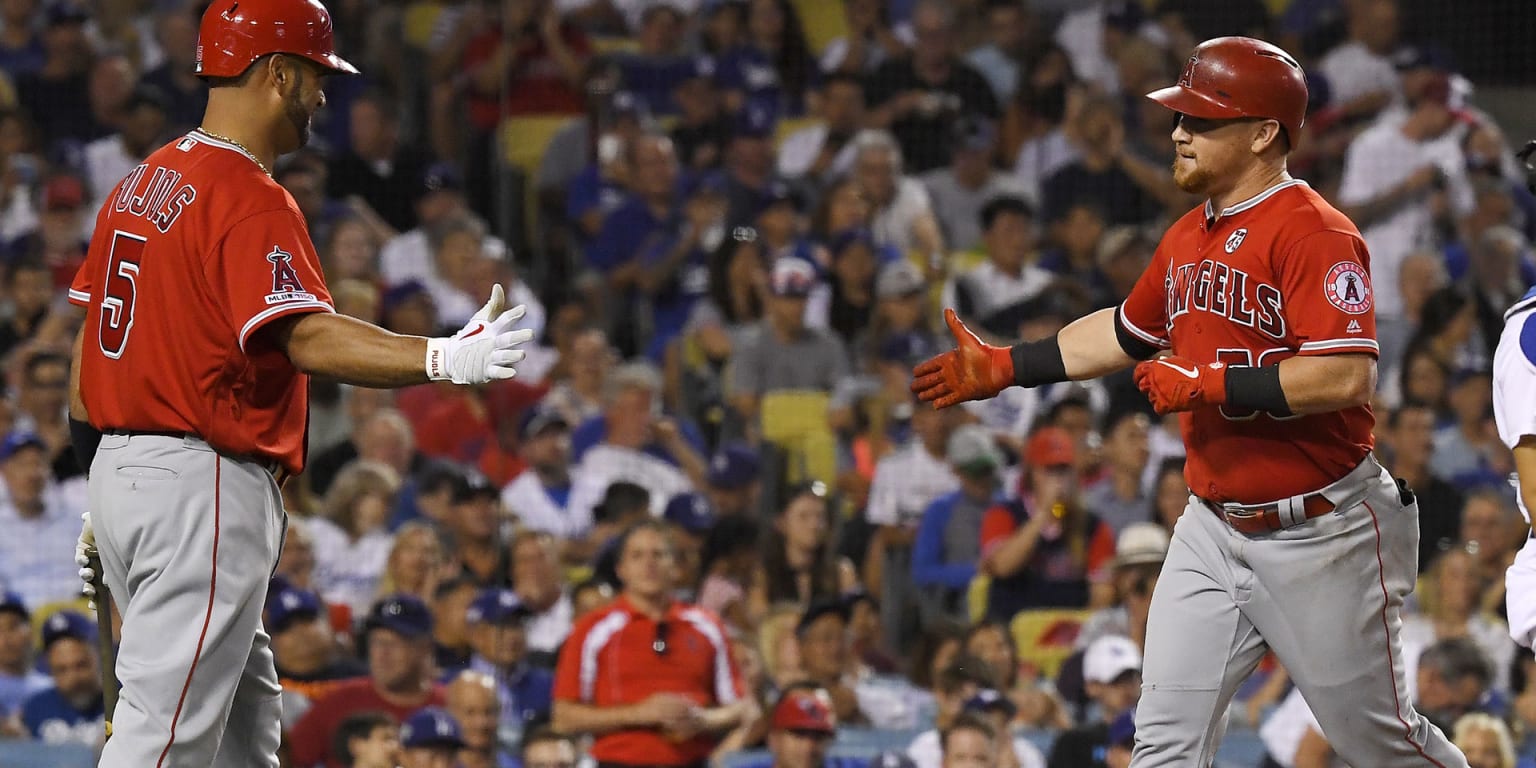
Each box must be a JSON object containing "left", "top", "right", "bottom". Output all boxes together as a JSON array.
[{"left": 0, "top": 0, "right": 1534, "bottom": 766}]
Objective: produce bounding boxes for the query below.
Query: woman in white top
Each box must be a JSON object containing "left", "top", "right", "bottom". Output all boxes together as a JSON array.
[
  {"left": 307, "top": 461, "right": 402, "bottom": 616},
  {"left": 1401, "top": 546, "right": 1517, "bottom": 695}
]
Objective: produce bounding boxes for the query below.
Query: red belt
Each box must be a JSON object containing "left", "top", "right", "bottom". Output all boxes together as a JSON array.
[{"left": 1201, "top": 495, "right": 1336, "bottom": 535}]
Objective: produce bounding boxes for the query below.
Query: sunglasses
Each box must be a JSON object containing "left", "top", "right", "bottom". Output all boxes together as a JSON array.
[
  {"left": 653, "top": 621, "right": 669, "bottom": 655},
  {"left": 1177, "top": 113, "right": 1267, "bottom": 135}
]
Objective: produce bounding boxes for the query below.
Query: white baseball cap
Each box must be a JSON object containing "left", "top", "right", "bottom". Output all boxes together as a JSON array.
[
  {"left": 1112, "top": 523, "right": 1171, "bottom": 569},
  {"left": 1084, "top": 635, "right": 1142, "bottom": 684}
]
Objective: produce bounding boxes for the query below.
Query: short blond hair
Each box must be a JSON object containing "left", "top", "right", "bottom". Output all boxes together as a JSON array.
[{"left": 1452, "top": 713, "right": 1516, "bottom": 768}]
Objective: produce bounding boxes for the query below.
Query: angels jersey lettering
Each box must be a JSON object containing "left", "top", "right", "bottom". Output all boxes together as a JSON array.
[
  {"left": 68, "top": 131, "right": 334, "bottom": 474},
  {"left": 1119, "top": 180, "right": 1377, "bottom": 503}
]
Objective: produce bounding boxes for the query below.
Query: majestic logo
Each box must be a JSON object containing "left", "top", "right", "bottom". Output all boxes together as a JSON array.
[
  {"left": 1224, "top": 228, "right": 1247, "bottom": 254},
  {"left": 1346, "top": 319, "right": 1363, "bottom": 334},
  {"left": 1324, "top": 261, "right": 1372, "bottom": 315},
  {"left": 267, "top": 245, "right": 307, "bottom": 292}
]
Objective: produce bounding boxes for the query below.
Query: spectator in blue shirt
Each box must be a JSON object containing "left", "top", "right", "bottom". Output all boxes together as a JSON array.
[
  {"left": 637, "top": 172, "right": 728, "bottom": 360},
  {"left": 460, "top": 589, "right": 554, "bottom": 740},
  {"left": 0, "top": 0, "right": 44, "bottom": 78},
  {"left": 716, "top": 0, "right": 815, "bottom": 120},
  {"left": 21, "top": 611, "right": 104, "bottom": 746},
  {"left": 566, "top": 91, "right": 647, "bottom": 245},
  {"left": 616, "top": 4, "right": 692, "bottom": 115},
  {"left": 723, "top": 105, "right": 779, "bottom": 231},
  {"left": 912, "top": 425, "right": 1003, "bottom": 613},
  {"left": 0, "top": 591, "right": 48, "bottom": 732}
]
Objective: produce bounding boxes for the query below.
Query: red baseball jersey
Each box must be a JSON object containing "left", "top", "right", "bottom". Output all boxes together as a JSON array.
[
  {"left": 1119, "top": 179, "right": 1377, "bottom": 504},
  {"left": 554, "top": 595, "right": 744, "bottom": 766},
  {"left": 68, "top": 130, "right": 333, "bottom": 475}
]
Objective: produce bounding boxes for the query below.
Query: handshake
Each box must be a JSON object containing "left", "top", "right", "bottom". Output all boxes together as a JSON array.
[{"left": 426, "top": 285, "right": 537, "bottom": 385}]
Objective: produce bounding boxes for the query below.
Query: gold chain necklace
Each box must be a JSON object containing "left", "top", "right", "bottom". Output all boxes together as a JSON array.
[{"left": 195, "top": 127, "right": 273, "bottom": 178}]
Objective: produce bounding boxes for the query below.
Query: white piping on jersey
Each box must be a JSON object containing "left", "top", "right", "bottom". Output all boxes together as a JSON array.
[
  {"left": 67, "top": 289, "right": 90, "bottom": 304},
  {"left": 186, "top": 130, "right": 269, "bottom": 176},
  {"left": 1505, "top": 289, "right": 1536, "bottom": 321},
  {"left": 579, "top": 611, "right": 631, "bottom": 702},
  {"left": 1298, "top": 337, "right": 1380, "bottom": 353},
  {"left": 1117, "top": 305, "right": 1170, "bottom": 348},
  {"left": 1203, "top": 178, "right": 1310, "bottom": 226},
  {"left": 678, "top": 607, "right": 738, "bottom": 704},
  {"left": 238, "top": 300, "right": 333, "bottom": 352}
]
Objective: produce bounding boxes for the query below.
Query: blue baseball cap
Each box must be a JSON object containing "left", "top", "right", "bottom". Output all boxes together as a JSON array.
[
  {"left": 762, "top": 181, "right": 802, "bottom": 211},
  {"left": 267, "top": 584, "right": 323, "bottom": 634},
  {"left": 708, "top": 443, "right": 760, "bottom": 489},
  {"left": 877, "top": 332, "right": 938, "bottom": 367},
  {"left": 423, "top": 162, "right": 464, "bottom": 194},
  {"left": 518, "top": 406, "right": 570, "bottom": 441},
  {"left": 611, "top": 91, "right": 645, "bottom": 118},
  {"left": 364, "top": 594, "right": 433, "bottom": 639},
  {"left": 686, "top": 170, "right": 730, "bottom": 199},
  {"left": 400, "top": 707, "right": 465, "bottom": 749},
  {"left": 465, "top": 589, "right": 531, "bottom": 626},
  {"left": 381, "top": 280, "right": 431, "bottom": 314},
  {"left": 42, "top": 610, "right": 95, "bottom": 650},
  {"left": 0, "top": 431, "right": 46, "bottom": 462},
  {"left": 0, "top": 591, "right": 28, "bottom": 621},
  {"left": 664, "top": 492, "right": 716, "bottom": 535},
  {"left": 962, "top": 688, "right": 1018, "bottom": 718},
  {"left": 733, "top": 104, "right": 775, "bottom": 140},
  {"left": 686, "top": 55, "right": 717, "bottom": 81}
]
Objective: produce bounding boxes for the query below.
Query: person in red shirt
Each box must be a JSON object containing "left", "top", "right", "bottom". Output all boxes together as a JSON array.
[
  {"left": 912, "top": 37, "right": 1468, "bottom": 768},
  {"left": 287, "top": 594, "right": 447, "bottom": 768},
  {"left": 980, "top": 426, "right": 1116, "bottom": 619},
  {"left": 553, "top": 519, "right": 755, "bottom": 768}
]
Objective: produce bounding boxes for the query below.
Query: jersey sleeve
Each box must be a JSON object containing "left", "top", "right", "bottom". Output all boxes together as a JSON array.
[
  {"left": 1277, "top": 230, "right": 1379, "bottom": 357},
  {"left": 209, "top": 208, "right": 334, "bottom": 351},
  {"left": 1116, "top": 241, "right": 1174, "bottom": 351}
]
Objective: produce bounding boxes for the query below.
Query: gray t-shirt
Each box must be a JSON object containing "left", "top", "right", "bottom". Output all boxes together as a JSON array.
[
  {"left": 726, "top": 321, "right": 851, "bottom": 398},
  {"left": 920, "top": 169, "right": 1028, "bottom": 252},
  {"left": 1083, "top": 478, "right": 1148, "bottom": 536}
]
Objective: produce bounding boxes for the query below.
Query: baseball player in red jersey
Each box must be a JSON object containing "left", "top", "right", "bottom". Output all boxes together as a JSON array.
[
  {"left": 913, "top": 37, "right": 1469, "bottom": 767},
  {"left": 63, "top": 1, "right": 534, "bottom": 765}
]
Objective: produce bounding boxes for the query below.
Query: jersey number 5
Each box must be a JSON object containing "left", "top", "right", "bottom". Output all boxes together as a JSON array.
[
  {"left": 99, "top": 231, "right": 145, "bottom": 359},
  {"left": 1216, "top": 348, "right": 1301, "bottom": 421}
]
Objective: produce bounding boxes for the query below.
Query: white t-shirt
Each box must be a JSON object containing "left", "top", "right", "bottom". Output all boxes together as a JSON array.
[
  {"left": 0, "top": 482, "right": 87, "bottom": 609},
  {"left": 777, "top": 123, "right": 858, "bottom": 182},
  {"left": 906, "top": 727, "right": 1045, "bottom": 768},
  {"left": 1318, "top": 41, "right": 1402, "bottom": 110},
  {"left": 525, "top": 591, "right": 574, "bottom": 654},
  {"left": 1012, "top": 130, "right": 1078, "bottom": 212},
  {"left": 1258, "top": 688, "right": 1343, "bottom": 768},
  {"left": 306, "top": 518, "right": 395, "bottom": 617},
  {"left": 566, "top": 443, "right": 693, "bottom": 521},
  {"left": 870, "top": 177, "right": 937, "bottom": 256},
  {"left": 82, "top": 135, "right": 139, "bottom": 238},
  {"left": 1399, "top": 613, "right": 1517, "bottom": 695},
  {"left": 1337, "top": 120, "right": 1474, "bottom": 318},
  {"left": 502, "top": 469, "right": 587, "bottom": 539},
  {"left": 865, "top": 442, "right": 959, "bottom": 527}
]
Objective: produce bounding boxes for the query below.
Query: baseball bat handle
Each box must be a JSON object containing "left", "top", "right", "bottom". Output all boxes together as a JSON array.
[{"left": 87, "top": 553, "right": 117, "bottom": 740}]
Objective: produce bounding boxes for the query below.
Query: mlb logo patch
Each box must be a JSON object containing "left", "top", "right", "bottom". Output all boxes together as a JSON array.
[
  {"left": 1324, "top": 261, "right": 1372, "bottom": 315},
  {"left": 177, "top": 137, "right": 196, "bottom": 152}
]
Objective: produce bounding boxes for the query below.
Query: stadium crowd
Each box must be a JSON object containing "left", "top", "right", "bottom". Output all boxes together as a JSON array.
[{"left": 0, "top": 0, "right": 1534, "bottom": 766}]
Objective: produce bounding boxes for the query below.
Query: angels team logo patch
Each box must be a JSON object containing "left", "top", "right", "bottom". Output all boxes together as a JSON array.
[
  {"left": 1324, "top": 261, "right": 1372, "bottom": 314},
  {"left": 1224, "top": 228, "right": 1247, "bottom": 253},
  {"left": 264, "top": 245, "right": 316, "bottom": 305}
]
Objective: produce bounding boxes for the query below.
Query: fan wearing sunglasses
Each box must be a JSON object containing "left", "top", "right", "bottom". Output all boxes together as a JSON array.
[{"left": 553, "top": 520, "right": 757, "bottom": 768}]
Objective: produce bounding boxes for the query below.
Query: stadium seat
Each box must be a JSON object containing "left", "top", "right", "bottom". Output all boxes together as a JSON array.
[
  {"left": 499, "top": 115, "right": 577, "bottom": 247},
  {"left": 401, "top": 1, "right": 445, "bottom": 50},
  {"left": 788, "top": 0, "right": 846, "bottom": 58},
  {"left": 0, "top": 742, "right": 95, "bottom": 768},
  {"left": 759, "top": 390, "right": 839, "bottom": 487},
  {"left": 1009, "top": 608, "right": 1091, "bottom": 679}
]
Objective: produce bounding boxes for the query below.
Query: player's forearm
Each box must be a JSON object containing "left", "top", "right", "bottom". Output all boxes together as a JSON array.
[
  {"left": 1057, "top": 308, "right": 1139, "bottom": 380},
  {"left": 1275, "top": 354, "right": 1375, "bottom": 414},
  {"left": 275, "top": 312, "right": 431, "bottom": 388},
  {"left": 698, "top": 698, "right": 755, "bottom": 733}
]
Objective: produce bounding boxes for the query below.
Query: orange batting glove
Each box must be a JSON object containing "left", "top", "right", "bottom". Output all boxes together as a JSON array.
[
  {"left": 911, "top": 309, "right": 1014, "bottom": 409},
  {"left": 1134, "top": 356, "right": 1227, "bottom": 415}
]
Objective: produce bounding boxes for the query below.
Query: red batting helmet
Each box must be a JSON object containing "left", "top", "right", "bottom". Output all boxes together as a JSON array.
[
  {"left": 1147, "top": 37, "right": 1307, "bottom": 146},
  {"left": 195, "top": 0, "right": 359, "bottom": 79}
]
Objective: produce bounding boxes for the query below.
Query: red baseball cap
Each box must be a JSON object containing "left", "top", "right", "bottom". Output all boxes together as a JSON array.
[
  {"left": 1025, "top": 426, "right": 1077, "bottom": 467},
  {"left": 771, "top": 688, "right": 836, "bottom": 735}
]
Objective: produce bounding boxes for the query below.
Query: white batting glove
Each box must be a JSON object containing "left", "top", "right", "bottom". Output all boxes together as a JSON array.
[
  {"left": 75, "top": 509, "right": 97, "bottom": 600},
  {"left": 424, "top": 284, "right": 535, "bottom": 385}
]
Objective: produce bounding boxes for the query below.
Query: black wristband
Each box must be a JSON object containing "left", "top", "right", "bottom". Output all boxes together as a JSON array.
[
  {"left": 69, "top": 418, "right": 102, "bottom": 475},
  {"left": 1009, "top": 336, "right": 1069, "bottom": 388},
  {"left": 1224, "top": 365, "right": 1293, "bottom": 416}
]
